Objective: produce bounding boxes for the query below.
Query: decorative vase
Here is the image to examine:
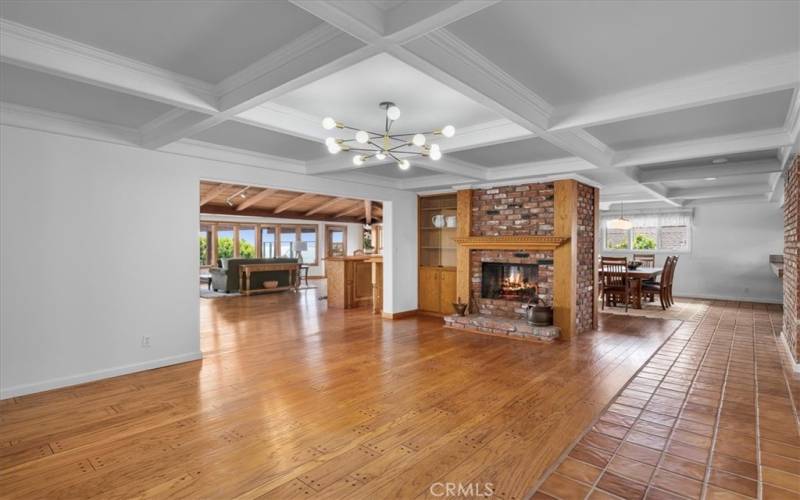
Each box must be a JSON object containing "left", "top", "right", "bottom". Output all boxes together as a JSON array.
[{"left": 431, "top": 215, "right": 445, "bottom": 228}]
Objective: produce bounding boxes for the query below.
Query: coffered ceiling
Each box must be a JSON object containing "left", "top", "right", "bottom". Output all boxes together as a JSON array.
[{"left": 0, "top": 0, "right": 797, "bottom": 208}]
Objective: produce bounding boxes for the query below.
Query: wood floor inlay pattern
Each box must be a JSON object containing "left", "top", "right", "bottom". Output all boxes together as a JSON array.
[
  {"left": 0, "top": 286, "right": 684, "bottom": 498},
  {"left": 534, "top": 301, "right": 799, "bottom": 500}
]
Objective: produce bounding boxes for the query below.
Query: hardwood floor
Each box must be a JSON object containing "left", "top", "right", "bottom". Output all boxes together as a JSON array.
[{"left": 1, "top": 284, "right": 685, "bottom": 498}]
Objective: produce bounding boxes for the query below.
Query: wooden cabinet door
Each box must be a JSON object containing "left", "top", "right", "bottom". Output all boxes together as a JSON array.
[
  {"left": 419, "top": 267, "right": 441, "bottom": 312},
  {"left": 439, "top": 269, "right": 457, "bottom": 314}
]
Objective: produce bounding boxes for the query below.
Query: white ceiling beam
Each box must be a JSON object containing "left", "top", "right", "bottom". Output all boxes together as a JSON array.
[
  {"left": 392, "top": 29, "right": 614, "bottom": 168},
  {"left": 289, "top": 0, "right": 385, "bottom": 44},
  {"left": 400, "top": 174, "right": 476, "bottom": 191},
  {"left": 669, "top": 183, "right": 772, "bottom": 200},
  {"left": 384, "top": 0, "right": 502, "bottom": 44},
  {"left": 684, "top": 194, "right": 769, "bottom": 206},
  {"left": 484, "top": 157, "right": 596, "bottom": 181},
  {"left": 439, "top": 119, "right": 534, "bottom": 153},
  {"left": 0, "top": 19, "right": 218, "bottom": 113},
  {"left": 411, "top": 157, "right": 487, "bottom": 179},
  {"left": 549, "top": 53, "right": 800, "bottom": 131},
  {"left": 636, "top": 159, "right": 783, "bottom": 184},
  {"left": 638, "top": 183, "right": 683, "bottom": 207},
  {"left": 141, "top": 26, "right": 376, "bottom": 149},
  {"left": 613, "top": 128, "right": 792, "bottom": 168}
]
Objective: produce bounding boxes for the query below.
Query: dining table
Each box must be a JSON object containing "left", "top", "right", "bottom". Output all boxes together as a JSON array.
[{"left": 600, "top": 266, "right": 663, "bottom": 309}]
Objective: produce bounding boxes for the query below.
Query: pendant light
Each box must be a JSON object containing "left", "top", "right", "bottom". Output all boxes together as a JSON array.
[{"left": 607, "top": 201, "right": 633, "bottom": 230}]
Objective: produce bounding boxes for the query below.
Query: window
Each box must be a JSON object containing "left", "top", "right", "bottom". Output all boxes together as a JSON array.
[
  {"left": 279, "top": 226, "right": 296, "bottom": 258},
  {"left": 260, "top": 226, "right": 276, "bottom": 258},
  {"left": 199, "top": 224, "right": 213, "bottom": 265},
  {"left": 200, "top": 221, "right": 319, "bottom": 264},
  {"left": 603, "top": 211, "right": 691, "bottom": 252},
  {"left": 239, "top": 226, "right": 256, "bottom": 258},
  {"left": 300, "top": 226, "right": 317, "bottom": 264},
  {"left": 216, "top": 225, "right": 235, "bottom": 260},
  {"left": 326, "top": 225, "right": 346, "bottom": 257},
  {"left": 605, "top": 228, "right": 630, "bottom": 250}
]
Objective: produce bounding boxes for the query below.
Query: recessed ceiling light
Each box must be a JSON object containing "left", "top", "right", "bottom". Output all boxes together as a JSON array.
[
  {"left": 704, "top": 177, "right": 717, "bottom": 181},
  {"left": 711, "top": 158, "right": 727, "bottom": 164}
]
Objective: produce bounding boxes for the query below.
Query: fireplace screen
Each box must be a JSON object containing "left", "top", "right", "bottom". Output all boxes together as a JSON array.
[{"left": 481, "top": 262, "right": 538, "bottom": 301}]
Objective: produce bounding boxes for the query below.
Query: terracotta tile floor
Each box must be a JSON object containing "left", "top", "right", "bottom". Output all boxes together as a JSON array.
[{"left": 534, "top": 301, "right": 799, "bottom": 500}]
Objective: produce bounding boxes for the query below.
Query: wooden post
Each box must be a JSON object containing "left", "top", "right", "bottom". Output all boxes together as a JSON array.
[
  {"left": 456, "top": 189, "right": 473, "bottom": 311},
  {"left": 554, "top": 179, "right": 578, "bottom": 340}
]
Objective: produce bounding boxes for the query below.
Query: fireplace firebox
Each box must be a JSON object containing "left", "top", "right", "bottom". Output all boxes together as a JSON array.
[{"left": 481, "top": 262, "right": 538, "bottom": 301}]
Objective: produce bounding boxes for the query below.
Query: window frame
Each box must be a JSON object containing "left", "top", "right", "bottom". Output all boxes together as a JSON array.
[
  {"left": 200, "top": 221, "right": 320, "bottom": 266},
  {"left": 602, "top": 218, "right": 692, "bottom": 255}
]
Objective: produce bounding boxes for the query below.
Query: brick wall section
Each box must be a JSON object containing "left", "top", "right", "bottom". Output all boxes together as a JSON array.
[
  {"left": 467, "top": 181, "right": 597, "bottom": 331},
  {"left": 471, "top": 183, "right": 555, "bottom": 236},
  {"left": 470, "top": 250, "right": 554, "bottom": 318},
  {"left": 576, "top": 183, "right": 596, "bottom": 334},
  {"left": 784, "top": 156, "right": 799, "bottom": 362}
]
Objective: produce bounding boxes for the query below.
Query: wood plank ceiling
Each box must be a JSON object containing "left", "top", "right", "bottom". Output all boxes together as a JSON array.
[{"left": 199, "top": 181, "right": 382, "bottom": 223}]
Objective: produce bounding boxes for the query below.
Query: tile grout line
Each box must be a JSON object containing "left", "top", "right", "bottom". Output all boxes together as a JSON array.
[
  {"left": 642, "top": 307, "right": 723, "bottom": 499},
  {"left": 698, "top": 305, "right": 740, "bottom": 500}
]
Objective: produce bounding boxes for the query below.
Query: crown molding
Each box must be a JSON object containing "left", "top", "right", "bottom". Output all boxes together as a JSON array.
[
  {"left": 0, "top": 101, "right": 140, "bottom": 145},
  {"left": 0, "top": 19, "right": 217, "bottom": 113}
]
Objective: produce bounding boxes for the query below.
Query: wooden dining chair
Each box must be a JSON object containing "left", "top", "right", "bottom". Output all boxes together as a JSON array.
[
  {"left": 666, "top": 255, "right": 679, "bottom": 307},
  {"left": 600, "top": 256, "right": 630, "bottom": 311},
  {"left": 642, "top": 256, "right": 673, "bottom": 310},
  {"left": 633, "top": 254, "right": 655, "bottom": 268}
]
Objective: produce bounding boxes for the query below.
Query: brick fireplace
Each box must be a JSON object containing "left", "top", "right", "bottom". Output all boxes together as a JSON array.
[{"left": 450, "top": 179, "right": 599, "bottom": 340}]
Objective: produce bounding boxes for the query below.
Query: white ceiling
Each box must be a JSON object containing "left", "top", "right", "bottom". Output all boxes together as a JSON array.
[
  {"left": 272, "top": 52, "right": 501, "bottom": 134},
  {"left": 450, "top": 137, "right": 570, "bottom": 167},
  {"left": 0, "top": 63, "right": 171, "bottom": 127},
  {"left": 0, "top": 0, "right": 324, "bottom": 83},
  {"left": 0, "top": 0, "right": 797, "bottom": 206},
  {"left": 587, "top": 90, "right": 794, "bottom": 151},
  {"left": 448, "top": 1, "right": 800, "bottom": 106}
]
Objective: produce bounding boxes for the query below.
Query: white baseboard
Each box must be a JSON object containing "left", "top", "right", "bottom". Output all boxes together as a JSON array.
[
  {"left": 675, "top": 293, "right": 782, "bottom": 304},
  {"left": 778, "top": 330, "right": 800, "bottom": 373},
  {"left": 0, "top": 351, "right": 203, "bottom": 400}
]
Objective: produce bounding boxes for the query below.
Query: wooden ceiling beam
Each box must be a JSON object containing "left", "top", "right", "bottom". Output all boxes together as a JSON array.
[
  {"left": 274, "top": 193, "right": 315, "bottom": 214},
  {"left": 365, "top": 200, "right": 372, "bottom": 224},
  {"left": 335, "top": 201, "right": 363, "bottom": 218},
  {"left": 199, "top": 183, "right": 229, "bottom": 207},
  {"left": 306, "top": 196, "right": 347, "bottom": 216},
  {"left": 202, "top": 203, "right": 365, "bottom": 223},
  {"left": 236, "top": 188, "right": 277, "bottom": 211}
]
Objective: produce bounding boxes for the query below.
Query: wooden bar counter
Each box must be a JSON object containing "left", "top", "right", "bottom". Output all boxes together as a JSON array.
[{"left": 325, "top": 255, "right": 378, "bottom": 309}]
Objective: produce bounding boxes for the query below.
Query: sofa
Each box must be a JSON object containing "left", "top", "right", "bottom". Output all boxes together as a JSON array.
[{"left": 210, "top": 258, "right": 299, "bottom": 293}]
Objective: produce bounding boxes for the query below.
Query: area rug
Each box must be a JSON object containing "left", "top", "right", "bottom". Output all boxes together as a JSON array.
[
  {"left": 599, "top": 297, "right": 710, "bottom": 321},
  {"left": 200, "top": 289, "right": 241, "bottom": 299}
]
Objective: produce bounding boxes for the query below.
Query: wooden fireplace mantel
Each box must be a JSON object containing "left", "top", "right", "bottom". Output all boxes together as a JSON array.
[{"left": 453, "top": 235, "right": 568, "bottom": 251}]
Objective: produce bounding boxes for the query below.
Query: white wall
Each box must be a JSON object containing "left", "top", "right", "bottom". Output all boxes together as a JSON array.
[
  {"left": 0, "top": 125, "right": 418, "bottom": 398},
  {"left": 199, "top": 213, "right": 364, "bottom": 276},
  {"left": 602, "top": 202, "right": 784, "bottom": 303}
]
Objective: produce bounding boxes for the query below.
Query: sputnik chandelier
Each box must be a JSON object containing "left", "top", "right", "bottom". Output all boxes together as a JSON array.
[{"left": 321, "top": 101, "right": 455, "bottom": 170}]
